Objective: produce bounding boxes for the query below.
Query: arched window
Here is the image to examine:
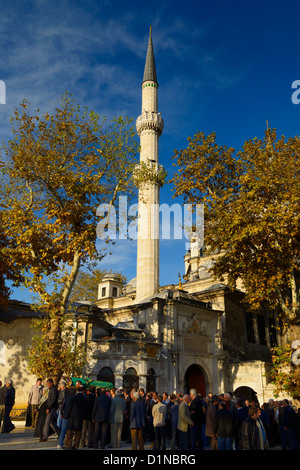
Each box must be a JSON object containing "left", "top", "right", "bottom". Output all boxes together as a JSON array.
[
  {"left": 97, "top": 367, "right": 115, "bottom": 387},
  {"left": 123, "top": 367, "right": 139, "bottom": 390},
  {"left": 146, "top": 368, "right": 156, "bottom": 392}
]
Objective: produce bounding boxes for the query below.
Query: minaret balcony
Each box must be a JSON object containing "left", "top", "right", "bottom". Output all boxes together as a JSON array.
[{"left": 136, "top": 112, "right": 164, "bottom": 136}]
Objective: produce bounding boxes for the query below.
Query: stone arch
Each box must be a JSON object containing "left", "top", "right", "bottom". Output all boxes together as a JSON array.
[
  {"left": 97, "top": 366, "right": 115, "bottom": 387},
  {"left": 184, "top": 364, "right": 205, "bottom": 396},
  {"left": 181, "top": 357, "right": 212, "bottom": 395},
  {"left": 234, "top": 386, "right": 258, "bottom": 402}
]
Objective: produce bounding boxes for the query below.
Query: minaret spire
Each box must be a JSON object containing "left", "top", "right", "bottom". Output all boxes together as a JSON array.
[
  {"left": 142, "top": 25, "right": 157, "bottom": 85},
  {"left": 135, "top": 28, "right": 164, "bottom": 302}
]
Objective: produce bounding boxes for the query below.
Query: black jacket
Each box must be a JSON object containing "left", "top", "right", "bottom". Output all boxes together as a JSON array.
[
  {"left": 240, "top": 415, "right": 259, "bottom": 450},
  {"left": 282, "top": 405, "right": 297, "bottom": 429},
  {"left": 213, "top": 408, "right": 234, "bottom": 438},
  {"left": 46, "top": 385, "right": 58, "bottom": 411},
  {"left": 92, "top": 392, "right": 111, "bottom": 422},
  {"left": 0, "top": 385, "right": 7, "bottom": 405},
  {"left": 190, "top": 395, "right": 205, "bottom": 425},
  {"left": 5, "top": 385, "right": 15, "bottom": 407},
  {"left": 85, "top": 392, "right": 96, "bottom": 421},
  {"left": 64, "top": 392, "right": 88, "bottom": 430}
]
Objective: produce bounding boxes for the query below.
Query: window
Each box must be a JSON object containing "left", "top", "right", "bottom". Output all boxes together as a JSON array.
[
  {"left": 112, "top": 287, "right": 118, "bottom": 297},
  {"left": 97, "top": 367, "right": 115, "bottom": 387},
  {"left": 245, "top": 312, "right": 255, "bottom": 343},
  {"left": 123, "top": 367, "right": 139, "bottom": 390},
  {"left": 146, "top": 368, "right": 156, "bottom": 392},
  {"left": 257, "top": 314, "right": 267, "bottom": 345},
  {"left": 101, "top": 287, "right": 106, "bottom": 297},
  {"left": 268, "top": 317, "right": 278, "bottom": 347}
]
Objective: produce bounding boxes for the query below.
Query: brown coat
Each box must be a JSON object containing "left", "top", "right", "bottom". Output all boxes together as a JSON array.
[{"left": 205, "top": 402, "right": 217, "bottom": 437}]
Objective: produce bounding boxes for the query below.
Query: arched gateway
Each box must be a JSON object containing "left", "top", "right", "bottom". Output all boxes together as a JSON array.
[{"left": 184, "top": 364, "right": 206, "bottom": 396}]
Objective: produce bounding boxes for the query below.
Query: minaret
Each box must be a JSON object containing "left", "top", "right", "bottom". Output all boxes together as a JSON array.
[{"left": 135, "top": 27, "right": 164, "bottom": 302}]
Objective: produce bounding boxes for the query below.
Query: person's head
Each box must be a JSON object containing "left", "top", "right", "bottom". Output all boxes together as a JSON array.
[
  {"left": 189, "top": 389, "right": 197, "bottom": 399},
  {"left": 211, "top": 395, "right": 219, "bottom": 404},
  {"left": 248, "top": 406, "right": 258, "bottom": 419},
  {"left": 5, "top": 379, "right": 12, "bottom": 387},
  {"left": 282, "top": 399, "right": 290, "bottom": 407},
  {"left": 132, "top": 392, "right": 140, "bottom": 401},
  {"left": 59, "top": 380, "right": 66, "bottom": 389},
  {"left": 36, "top": 378, "right": 42, "bottom": 386},
  {"left": 46, "top": 378, "right": 54, "bottom": 388},
  {"left": 157, "top": 395, "right": 163, "bottom": 403},
  {"left": 183, "top": 394, "right": 191, "bottom": 404},
  {"left": 162, "top": 392, "right": 168, "bottom": 400},
  {"left": 219, "top": 401, "right": 227, "bottom": 410}
]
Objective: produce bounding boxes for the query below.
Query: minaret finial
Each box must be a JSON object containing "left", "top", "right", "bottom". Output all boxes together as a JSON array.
[{"left": 150, "top": 25, "right": 152, "bottom": 37}]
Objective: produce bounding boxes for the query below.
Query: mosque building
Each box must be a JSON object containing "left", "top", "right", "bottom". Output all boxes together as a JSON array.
[
  {"left": 0, "top": 29, "right": 280, "bottom": 407},
  {"left": 83, "top": 28, "right": 278, "bottom": 403}
]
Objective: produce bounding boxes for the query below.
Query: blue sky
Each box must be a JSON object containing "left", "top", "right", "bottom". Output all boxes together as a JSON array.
[{"left": 1, "top": 0, "right": 300, "bottom": 302}]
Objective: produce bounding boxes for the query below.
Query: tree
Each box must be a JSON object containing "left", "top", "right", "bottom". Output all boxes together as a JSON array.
[
  {"left": 171, "top": 129, "right": 300, "bottom": 328},
  {"left": 0, "top": 92, "right": 138, "bottom": 381},
  {"left": 172, "top": 128, "right": 300, "bottom": 397},
  {"left": 0, "top": 220, "right": 22, "bottom": 306}
]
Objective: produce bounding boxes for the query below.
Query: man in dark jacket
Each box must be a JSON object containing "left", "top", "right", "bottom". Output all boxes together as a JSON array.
[
  {"left": 282, "top": 399, "right": 299, "bottom": 450},
  {"left": 169, "top": 398, "right": 180, "bottom": 450},
  {"left": 205, "top": 395, "right": 219, "bottom": 450},
  {"left": 240, "top": 406, "right": 260, "bottom": 450},
  {"left": 64, "top": 385, "right": 88, "bottom": 450},
  {"left": 213, "top": 400, "right": 235, "bottom": 450},
  {"left": 234, "top": 398, "right": 249, "bottom": 450},
  {"left": 130, "top": 392, "right": 146, "bottom": 450},
  {"left": 40, "top": 378, "right": 59, "bottom": 441},
  {"left": 92, "top": 388, "right": 111, "bottom": 449},
  {"left": 122, "top": 389, "right": 131, "bottom": 443},
  {"left": 189, "top": 389, "right": 205, "bottom": 450},
  {"left": 80, "top": 385, "right": 96, "bottom": 448},
  {"left": 1, "top": 379, "right": 15, "bottom": 433}
]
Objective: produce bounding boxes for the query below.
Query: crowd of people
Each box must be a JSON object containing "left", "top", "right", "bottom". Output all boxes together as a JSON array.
[{"left": 1, "top": 376, "right": 300, "bottom": 451}]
